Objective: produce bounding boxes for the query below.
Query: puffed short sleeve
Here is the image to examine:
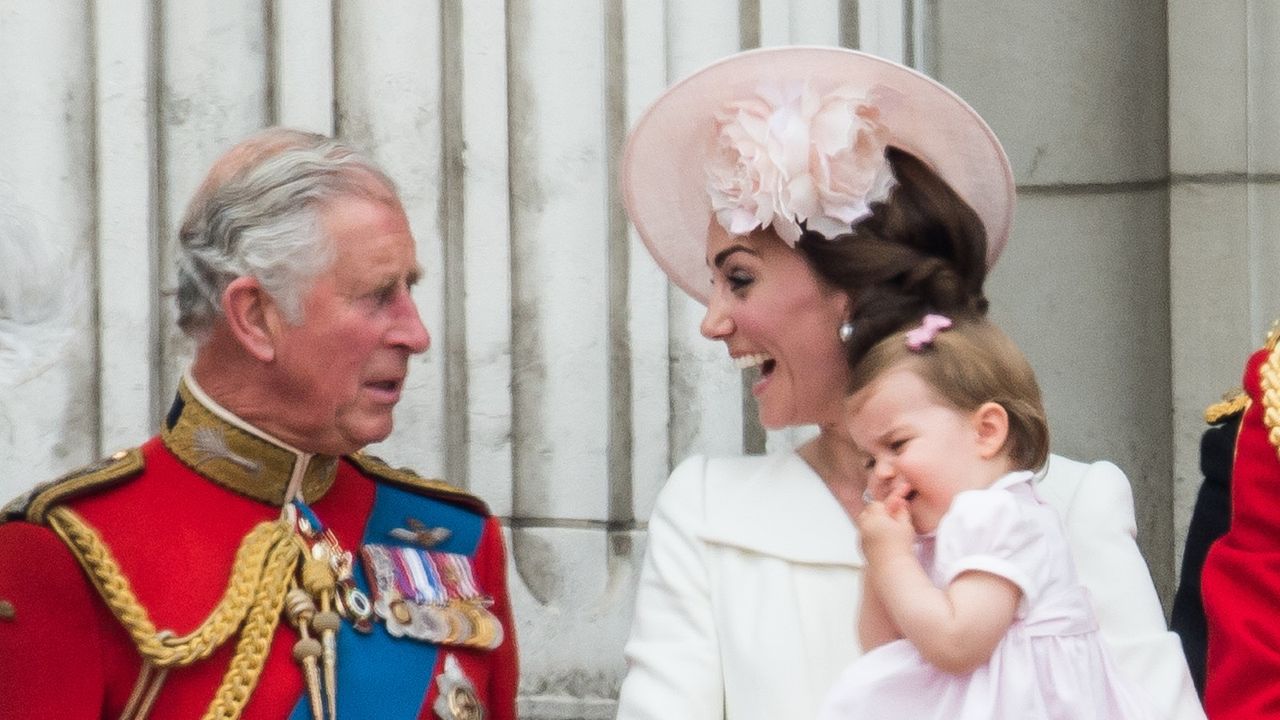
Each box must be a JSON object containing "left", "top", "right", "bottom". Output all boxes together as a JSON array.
[{"left": 933, "top": 489, "right": 1044, "bottom": 613}]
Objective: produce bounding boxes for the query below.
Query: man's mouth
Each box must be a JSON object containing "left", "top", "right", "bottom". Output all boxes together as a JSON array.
[{"left": 364, "top": 378, "right": 404, "bottom": 400}]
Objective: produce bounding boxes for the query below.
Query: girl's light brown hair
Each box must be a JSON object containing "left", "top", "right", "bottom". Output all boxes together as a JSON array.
[{"left": 847, "top": 317, "right": 1049, "bottom": 470}]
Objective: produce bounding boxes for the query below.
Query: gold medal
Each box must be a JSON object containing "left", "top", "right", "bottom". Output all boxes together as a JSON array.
[
  {"left": 390, "top": 597, "right": 413, "bottom": 626},
  {"left": 433, "top": 654, "right": 485, "bottom": 720},
  {"left": 441, "top": 601, "right": 473, "bottom": 645},
  {"left": 459, "top": 602, "right": 502, "bottom": 650}
]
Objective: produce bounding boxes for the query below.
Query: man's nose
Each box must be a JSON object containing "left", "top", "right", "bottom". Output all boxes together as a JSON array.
[{"left": 392, "top": 291, "right": 431, "bottom": 354}]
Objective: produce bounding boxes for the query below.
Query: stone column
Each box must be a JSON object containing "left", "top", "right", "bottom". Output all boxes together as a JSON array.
[
  {"left": 1169, "top": 1, "right": 1280, "bottom": 568},
  {"left": 927, "top": 0, "right": 1177, "bottom": 599}
]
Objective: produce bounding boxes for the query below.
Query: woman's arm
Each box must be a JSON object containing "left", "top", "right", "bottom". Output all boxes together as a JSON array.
[
  {"left": 615, "top": 456, "right": 724, "bottom": 720},
  {"left": 1039, "top": 456, "right": 1204, "bottom": 719}
]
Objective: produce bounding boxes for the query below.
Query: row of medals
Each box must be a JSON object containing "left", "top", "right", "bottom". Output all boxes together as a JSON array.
[
  {"left": 290, "top": 511, "right": 502, "bottom": 652},
  {"left": 361, "top": 543, "right": 504, "bottom": 650}
]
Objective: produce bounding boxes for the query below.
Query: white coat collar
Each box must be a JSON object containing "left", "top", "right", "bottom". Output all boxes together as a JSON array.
[{"left": 698, "top": 452, "right": 864, "bottom": 567}]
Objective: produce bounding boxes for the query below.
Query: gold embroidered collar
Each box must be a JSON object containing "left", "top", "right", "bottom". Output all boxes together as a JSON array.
[{"left": 161, "top": 374, "right": 338, "bottom": 505}]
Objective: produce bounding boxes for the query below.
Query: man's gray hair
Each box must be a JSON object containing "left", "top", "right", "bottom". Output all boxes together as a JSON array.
[{"left": 176, "top": 127, "right": 401, "bottom": 338}]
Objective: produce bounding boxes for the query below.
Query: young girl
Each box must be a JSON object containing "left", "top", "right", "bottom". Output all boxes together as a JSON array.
[{"left": 817, "top": 315, "right": 1155, "bottom": 719}]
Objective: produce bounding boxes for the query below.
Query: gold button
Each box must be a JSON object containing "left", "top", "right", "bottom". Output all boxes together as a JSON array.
[
  {"left": 111, "top": 450, "right": 128, "bottom": 460},
  {"left": 0, "top": 600, "right": 14, "bottom": 621}
]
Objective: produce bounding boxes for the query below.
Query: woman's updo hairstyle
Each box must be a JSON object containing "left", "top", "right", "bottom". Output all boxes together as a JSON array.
[{"left": 797, "top": 147, "right": 991, "bottom": 370}]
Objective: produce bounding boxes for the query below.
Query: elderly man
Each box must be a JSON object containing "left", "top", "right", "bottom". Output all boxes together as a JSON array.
[{"left": 0, "top": 128, "right": 517, "bottom": 719}]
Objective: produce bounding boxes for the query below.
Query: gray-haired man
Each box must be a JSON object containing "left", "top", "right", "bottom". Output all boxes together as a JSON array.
[{"left": 0, "top": 128, "right": 518, "bottom": 720}]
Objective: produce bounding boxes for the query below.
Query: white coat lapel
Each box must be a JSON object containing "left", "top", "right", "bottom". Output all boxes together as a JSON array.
[{"left": 698, "top": 452, "right": 863, "bottom": 567}]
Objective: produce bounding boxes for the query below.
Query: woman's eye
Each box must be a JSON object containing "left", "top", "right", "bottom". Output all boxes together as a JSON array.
[
  {"left": 726, "top": 271, "right": 753, "bottom": 291},
  {"left": 889, "top": 438, "right": 908, "bottom": 452}
]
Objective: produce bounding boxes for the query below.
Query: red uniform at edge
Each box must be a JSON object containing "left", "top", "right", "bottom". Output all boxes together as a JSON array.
[
  {"left": 1203, "top": 338, "right": 1280, "bottom": 718},
  {"left": 0, "top": 382, "right": 518, "bottom": 720}
]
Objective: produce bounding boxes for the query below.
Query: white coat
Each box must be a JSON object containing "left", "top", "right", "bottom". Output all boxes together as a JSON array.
[{"left": 615, "top": 452, "right": 1204, "bottom": 720}]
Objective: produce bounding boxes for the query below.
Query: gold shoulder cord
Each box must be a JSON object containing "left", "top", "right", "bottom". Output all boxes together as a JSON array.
[
  {"left": 1258, "top": 324, "right": 1280, "bottom": 462},
  {"left": 46, "top": 506, "right": 306, "bottom": 720}
]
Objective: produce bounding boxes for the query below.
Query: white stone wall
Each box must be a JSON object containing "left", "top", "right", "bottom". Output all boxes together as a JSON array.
[
  {"left": 0, "top": 0, "right": 1239, "bottom": 716},
  {"left": 1168, "top": 0, "right": 1280, "bottom": 576},
  {"left": 929, "top": 0, "right": 1178, "bottom": 597}
]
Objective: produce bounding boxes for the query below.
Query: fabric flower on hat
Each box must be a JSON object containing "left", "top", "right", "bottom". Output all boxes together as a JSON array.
[{"left": 706, "top": 82, "right": 896, "bottom": 246}]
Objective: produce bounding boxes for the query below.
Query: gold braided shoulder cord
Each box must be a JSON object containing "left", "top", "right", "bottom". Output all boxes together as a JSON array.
[
  {"left": 1259, "top": 341, "right": 1280, "bottom": 463},
  {"left": 202, "top": 527, "right": 305, "bottom": 720},
  {"left": 46, "top": 506, "right": 305, "bottom": 720}
]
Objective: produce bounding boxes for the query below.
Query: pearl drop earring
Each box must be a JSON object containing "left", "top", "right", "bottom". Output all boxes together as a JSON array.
[{"left": 838, "top": 322, "right": 854, "bottom": 343}]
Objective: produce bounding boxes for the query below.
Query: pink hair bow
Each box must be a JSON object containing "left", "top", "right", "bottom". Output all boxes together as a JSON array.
[{"left": 905, "top": 314, "right": 952, "bottom": 351}]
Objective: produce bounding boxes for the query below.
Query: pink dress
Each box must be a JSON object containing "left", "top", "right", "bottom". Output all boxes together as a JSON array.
[{"left": 817, "top": 471, "right": 1155, "bottom": 720}]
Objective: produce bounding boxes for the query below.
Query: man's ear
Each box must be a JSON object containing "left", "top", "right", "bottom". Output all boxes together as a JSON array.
[
  {"left": 973, "top": 401, "right": 1010, "bottom": 460},
  {"left": 222, "top": 276, "right": 282, "bottom": 362}
]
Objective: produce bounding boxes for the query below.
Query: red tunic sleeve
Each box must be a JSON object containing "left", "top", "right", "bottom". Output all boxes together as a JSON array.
[
  {"left": 0, "top": 521, "right": 114, "bottom": 719},
  {"left": 476, "top": 515, "right": 519, "bottom": 719}
]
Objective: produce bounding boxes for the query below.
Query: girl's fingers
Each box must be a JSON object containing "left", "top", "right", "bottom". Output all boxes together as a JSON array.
[{"left": 883, "top": 483, "right": 911, "bottom": 517}]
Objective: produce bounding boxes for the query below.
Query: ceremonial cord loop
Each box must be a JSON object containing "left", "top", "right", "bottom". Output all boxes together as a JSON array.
[
  {"left": 203, "top": 528, "right": 305, "bottom": 720},
  {"left": 1262, "top": 342, "right": 1280, "bottom": 461},
  {"left": 46, "top": 506, "right": 307, "bottom": 720}
]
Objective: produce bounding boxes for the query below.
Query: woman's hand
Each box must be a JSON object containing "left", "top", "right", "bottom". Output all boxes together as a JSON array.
[{"left": 857, "top": 483, "right": 915, "bottom": 562}]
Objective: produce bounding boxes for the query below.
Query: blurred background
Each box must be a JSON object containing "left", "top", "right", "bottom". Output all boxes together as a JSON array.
[{"left": 1, "top": 0, "right": 1276, "bottom": 717}]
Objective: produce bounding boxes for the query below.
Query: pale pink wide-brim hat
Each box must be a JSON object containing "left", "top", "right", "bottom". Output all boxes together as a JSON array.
[{"left": 621, "top": 46, "right": 1015, "bottom": 304}]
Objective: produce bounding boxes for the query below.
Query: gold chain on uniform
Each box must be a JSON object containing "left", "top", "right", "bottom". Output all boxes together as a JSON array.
[
  {"left": 1260, "top": 337, "right": 1280, "bottom": 462},
  {"left": 46, "top": 506, "right": 306, "bottom": 720}
]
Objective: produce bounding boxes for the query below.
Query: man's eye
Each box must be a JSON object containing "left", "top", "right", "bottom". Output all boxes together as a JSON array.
[{"left": 890, "top": 439, "right": 908, "bottom": 452}]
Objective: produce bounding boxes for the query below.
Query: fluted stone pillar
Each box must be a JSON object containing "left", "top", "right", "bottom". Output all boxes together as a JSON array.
[
  {"left": 1169, "top": 1, "right": 1280, "bottom": 570},
  {"left": 926, "top": 0, "right": 1177, "bottom": 600}
]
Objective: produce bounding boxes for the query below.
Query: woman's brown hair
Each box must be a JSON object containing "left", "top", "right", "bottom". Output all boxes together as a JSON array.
[{"left": 797, "top": 147, "right": 990, "bottom": 368}]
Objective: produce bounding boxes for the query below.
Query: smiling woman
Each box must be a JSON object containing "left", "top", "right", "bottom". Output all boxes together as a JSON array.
[
  {"left": 614, "top": 46, "right": 1203, "bottom": 720},
  {"left": 699, "top": 222, "right": 851, "bottom": 429}
]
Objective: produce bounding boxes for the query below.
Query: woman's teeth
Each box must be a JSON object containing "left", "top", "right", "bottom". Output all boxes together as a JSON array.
[{"left": 734, "top": 353, "right": 772, "bottom": 370}]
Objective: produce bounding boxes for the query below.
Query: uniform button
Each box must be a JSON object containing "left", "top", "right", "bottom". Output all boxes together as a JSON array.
[
  {"left": 0, "top": 599, "right": 14, "bottom": 621},
  {"left": 111, "top": 450, "right": 128, "bottom": 460}
]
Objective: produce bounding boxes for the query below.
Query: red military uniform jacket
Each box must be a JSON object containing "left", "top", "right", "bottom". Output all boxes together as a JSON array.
[
  {"left": 1203, "top": 332, "right": 1280, "bottom": 718},
  {"left": 0, "top": 379, "right": 518, "bottom": 719}
]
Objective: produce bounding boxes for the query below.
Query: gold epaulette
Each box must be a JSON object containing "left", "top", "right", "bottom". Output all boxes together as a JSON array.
[
  {"left": 348, "top": 452, "right": 490, "bottom": 516},
  {"left": 1205, "top": 389, "right": 1249, "bottom": 424},
  {"left": 2, "top": 448, "right": 144, "bottom": 524},
  {"left": 1203, "top": 321, "right": 1280, "bottom": 425}
]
